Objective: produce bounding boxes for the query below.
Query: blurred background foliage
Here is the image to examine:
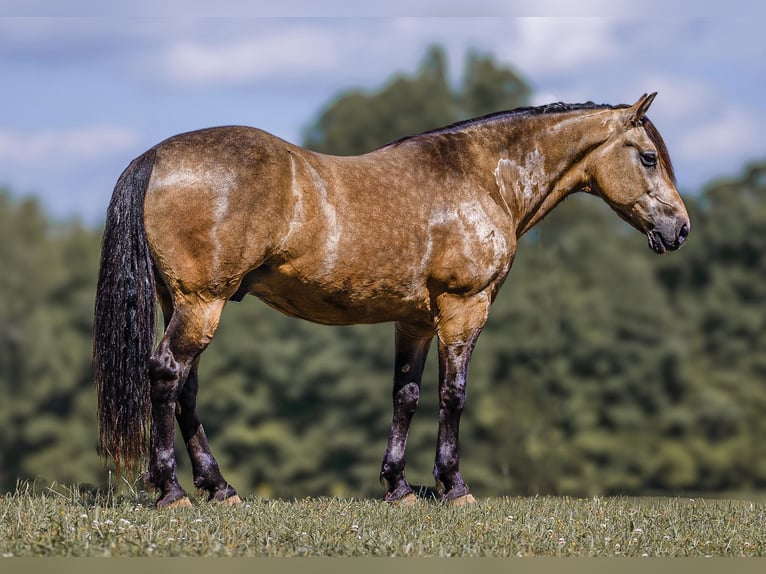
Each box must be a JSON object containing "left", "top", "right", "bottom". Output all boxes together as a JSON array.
[{"left": 1, "top": 46, "right": 765, "bottom": 498}]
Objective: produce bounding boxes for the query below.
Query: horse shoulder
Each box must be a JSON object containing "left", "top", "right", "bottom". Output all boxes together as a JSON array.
[{"left": 425, "top": 196, "right": 516, "bottom": 295}]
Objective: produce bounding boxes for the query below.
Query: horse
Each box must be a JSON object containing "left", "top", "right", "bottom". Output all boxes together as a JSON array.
[{"left": 93, "top": 93, "right": 690, "bottom": 508}]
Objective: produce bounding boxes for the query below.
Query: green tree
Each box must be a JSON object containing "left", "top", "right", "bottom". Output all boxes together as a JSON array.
[
  {"left": 0, "top": 190, "right": 102, "bottom": 490},
  {"left": 3, "top": 45, "right": 766, "bottom": 501},
  {"left": 461, "top": 50, "right": 531, "bottom": 117},
  {"left": 303, "top": 45, "right": 530, "bottom": 155},
  {"left": 651, "top": 160, "right": 766, "bottom": 491},
  {"left": 461, "top": 196, "right": 693, "bottom": 495}
]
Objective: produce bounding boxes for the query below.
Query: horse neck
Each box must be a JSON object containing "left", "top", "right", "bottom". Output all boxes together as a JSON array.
[{"left": 483, "top": 110, "right": 616, "bottom": 236}]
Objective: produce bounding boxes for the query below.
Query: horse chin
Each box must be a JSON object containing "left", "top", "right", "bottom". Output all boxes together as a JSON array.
[{"left": 647, "top": 229, "right": 669, "bottom": 254}]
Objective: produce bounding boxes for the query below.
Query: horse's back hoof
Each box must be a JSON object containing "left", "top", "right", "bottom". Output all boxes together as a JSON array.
[
  {"left": 220, "top": 494, "right": 242, "bottom": 506},
  {"left": 162, "top": 496, "right": 193, "bottom": 509},
  {"left": 447, "top": 493, "right": 476, "bottom": 507}
]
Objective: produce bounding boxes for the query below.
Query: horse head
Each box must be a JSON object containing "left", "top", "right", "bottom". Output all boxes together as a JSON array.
[{"left": 588, "top": 93, "right": 690, "bottom": 253}]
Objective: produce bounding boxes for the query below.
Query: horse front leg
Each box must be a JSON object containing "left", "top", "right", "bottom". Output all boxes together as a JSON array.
[
  {"left": 380, "top": 322, "right": 432, "bottom": 504},
  {"left": 432, "top": 292, "right": 490, "bottom": 506}
]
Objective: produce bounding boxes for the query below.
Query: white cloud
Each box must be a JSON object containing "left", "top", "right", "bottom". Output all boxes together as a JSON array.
[
  {"left": 676, "top": 106, "right": 765, "bottom": 163},
  {"left": 5, "top": 0, "right": 742, "bottom": 17},
  {"left": 0, "top": 126, "right": 140, "bottom": 168},
  {"left": 158, "top": 27, "right": 342, "bottom": 86},
  {"left": 614, "top": 74, "right": 720, "bottom": 126},
  {"left": 504, "top": 18, "right": 621, "bottom": 78}
]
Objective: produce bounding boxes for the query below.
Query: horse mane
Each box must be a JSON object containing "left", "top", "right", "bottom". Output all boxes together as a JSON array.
[
  {"left": 381, "top": 101, "right": 616, "bottom": 148},
  {"left": 382, "top": 101, "right": 675, "bottom": 184}
]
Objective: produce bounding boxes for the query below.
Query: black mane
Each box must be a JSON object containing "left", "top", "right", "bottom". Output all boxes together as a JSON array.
[{"left": 382, "top": 101, "right": 621, "bottom": 148}]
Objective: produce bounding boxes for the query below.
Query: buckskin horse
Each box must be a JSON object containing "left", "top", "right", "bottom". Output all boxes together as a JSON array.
[{"left": 94, "top": 93, "right": 690, "bottom": 508}]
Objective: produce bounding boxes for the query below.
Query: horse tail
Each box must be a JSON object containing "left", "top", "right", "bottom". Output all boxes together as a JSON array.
[{"left": 93, "top": 147, "right": 158, "bottom": 477}]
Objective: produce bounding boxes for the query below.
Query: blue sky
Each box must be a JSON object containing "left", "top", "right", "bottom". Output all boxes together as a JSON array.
[{"left": 0, "top": 2, "right": 764, "bottom": 223}]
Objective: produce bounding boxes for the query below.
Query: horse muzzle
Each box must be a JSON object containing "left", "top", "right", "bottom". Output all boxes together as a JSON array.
[{"left": 647, "top": 220, "right": 690, "bottom": 254}]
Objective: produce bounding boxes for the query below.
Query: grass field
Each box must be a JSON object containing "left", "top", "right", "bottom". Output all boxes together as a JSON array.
[{"left": 1, "top": 482, "right": 765, "bottom": 557}]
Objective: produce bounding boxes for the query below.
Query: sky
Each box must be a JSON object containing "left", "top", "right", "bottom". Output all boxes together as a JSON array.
[{"left": 0, "top": 2, "right": 764, "bottom": 224}]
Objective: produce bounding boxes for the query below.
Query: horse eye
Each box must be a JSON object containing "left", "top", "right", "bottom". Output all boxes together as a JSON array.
[{"left": 640, "top": 151, "right": 657, "bottom": 167}]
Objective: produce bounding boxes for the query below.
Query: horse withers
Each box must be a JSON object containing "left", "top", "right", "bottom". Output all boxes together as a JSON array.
[{"left": 93, "top": 93, "right": 689, "bottom": 507}]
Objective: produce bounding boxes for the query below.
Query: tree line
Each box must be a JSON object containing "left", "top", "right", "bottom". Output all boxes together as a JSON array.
[{"left": 1, "top": 47, "right": 764, "bottom": 498}]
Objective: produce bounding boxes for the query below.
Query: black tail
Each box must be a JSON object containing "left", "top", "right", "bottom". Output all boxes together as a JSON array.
[{"left": 93, "top": 148, "right": 157, "bottom": 477}]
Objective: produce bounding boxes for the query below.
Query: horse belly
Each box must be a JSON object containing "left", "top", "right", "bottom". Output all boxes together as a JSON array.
[{"left": 241, "top": 264, "right": 431, "bottom": 326}]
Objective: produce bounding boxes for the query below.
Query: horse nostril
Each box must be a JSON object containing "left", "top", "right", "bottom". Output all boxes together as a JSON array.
[{"left": 678, "top": 223, "right": 689, "bottom": 244}]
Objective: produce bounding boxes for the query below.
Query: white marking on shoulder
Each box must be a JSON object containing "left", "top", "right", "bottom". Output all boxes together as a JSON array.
[
  {"left": 494, "top": 148, "right": 547, "bottom": 216},
  {"left": 458, "top": 200, "right": 508, "bottom": 265}
]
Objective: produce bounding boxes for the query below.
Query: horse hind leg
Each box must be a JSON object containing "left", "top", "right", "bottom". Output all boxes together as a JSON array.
[
  {"left": 148, "top": 295, "right": 232, "bottom": 507},
  {"left": 176, "top": 357, "right": 240, "bottom": 504}
]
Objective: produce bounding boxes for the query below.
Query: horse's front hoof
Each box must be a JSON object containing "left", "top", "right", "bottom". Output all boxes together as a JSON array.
[
  {"left": 159, "top": 495, "right": 193, "bottom": 509},
  {"left": 447, "top": 493, "right": 476, "bottom": 507},
  {"left": 439, "top": 483, "right": 476, "bottom": 506},
  {"left": 208, "top": 484, "right": 241, "bottom": 504},
  {"left": 384, "top": 486, "right": 418, "bottom": 506},
  {"left": 219, "top": 494, "right": 242, "bottom": 506},
  {"left": 392, "top": 492, "right": 419, "bottom": 506}
]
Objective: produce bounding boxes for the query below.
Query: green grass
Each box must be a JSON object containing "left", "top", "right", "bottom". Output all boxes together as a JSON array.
[{"left": 1, "top": 482, "right": 765, "bottom": 557}]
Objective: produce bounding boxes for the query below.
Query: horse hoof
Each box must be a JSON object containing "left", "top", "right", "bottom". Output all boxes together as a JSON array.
[
  {"left": 164, "top": 496, "right": 193, "bottom": 509},
  {"left": 447, "top": 493, "right": 476, "bottom": 507},
  {"left": 394, "top": 493, "right": 419, "bottom": 507},
  {"left": 220, "top": 494, "right": 242, "bottom": 506}
]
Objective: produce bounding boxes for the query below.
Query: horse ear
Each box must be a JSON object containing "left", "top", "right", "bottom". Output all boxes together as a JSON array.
[{"left": 624, "top": 92, "right": 657, "bottom": 127}]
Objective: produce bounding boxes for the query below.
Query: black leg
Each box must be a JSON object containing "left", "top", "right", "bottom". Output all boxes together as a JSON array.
[
  {"left": 432, "top": 292, "right": 489, "bottom": 505},
  {"left": 433, "top": 335, "right": 476, "bottom": 503},
  {"left": 148, "top": 337, "right": 191, "bottom": 508},
  {"left": 147, "top": 298, "right": 226, "bottom": 508},
  {"left": 176, "top": 359, "right": 240, "bottom": 503},
  {"left": 380, "top": 322, "right": 432, "bottom": 503}
]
